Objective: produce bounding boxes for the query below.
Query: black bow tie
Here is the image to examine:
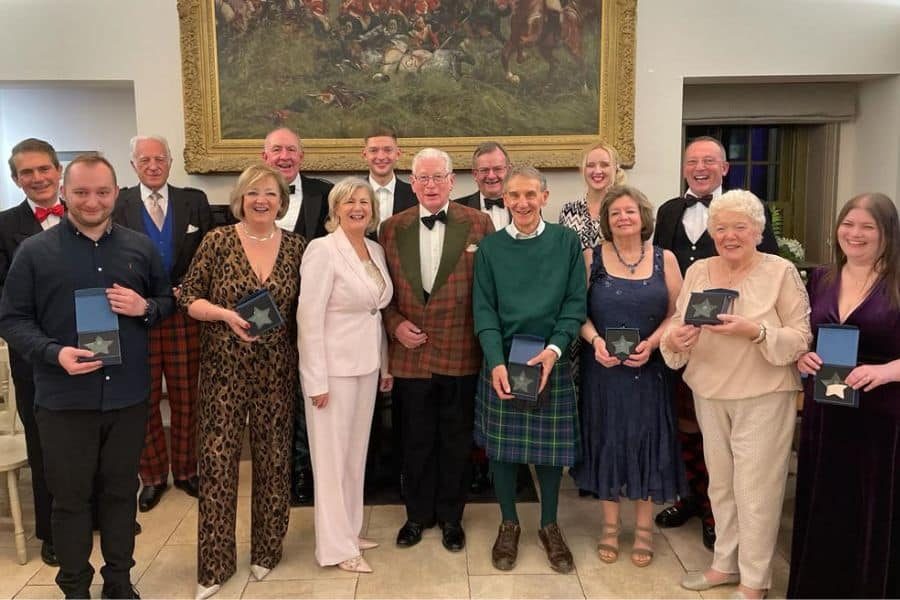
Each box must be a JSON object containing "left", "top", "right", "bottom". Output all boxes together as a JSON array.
[
  {"left": 484, "top": 197, "right": 504, "bottom": 210},
  {"left": 684, "top": 194, "right": 713, "bottom": 208},
  {"left": 421, "top": 210, "right": 448, "bottom": 230},
  {"left": 288, "top": 184, "right": 296, "bottom": 194}
]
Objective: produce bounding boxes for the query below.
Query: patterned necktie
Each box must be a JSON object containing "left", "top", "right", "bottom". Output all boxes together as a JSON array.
[{"left": 148, "top": 192, "right": 165, "bottom": 231}]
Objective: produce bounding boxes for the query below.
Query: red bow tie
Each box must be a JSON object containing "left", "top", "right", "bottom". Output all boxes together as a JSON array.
[{"left": 34, "top": 204, "right": 64, "bottom": 223}]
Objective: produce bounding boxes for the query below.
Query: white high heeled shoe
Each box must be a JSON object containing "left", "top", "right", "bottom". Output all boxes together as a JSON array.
[
  {"left": 195, "top": 583, "right": 221, "bottom": 600},
  {"left": 250, "top": 564, "right": 272, "bottom": 581}
]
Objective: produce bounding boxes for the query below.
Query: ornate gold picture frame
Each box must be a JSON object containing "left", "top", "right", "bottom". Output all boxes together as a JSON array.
[{"left": 178, "top": 0, "right": 635, "bottom": 172}]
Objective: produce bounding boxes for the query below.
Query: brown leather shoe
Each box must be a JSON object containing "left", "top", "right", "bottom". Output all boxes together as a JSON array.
[
  {"left": 538, "top": 523, "right": 574, "bottom": 573},
  {"left": 491, "top": 520, "right": 521, "bottom": 571}
]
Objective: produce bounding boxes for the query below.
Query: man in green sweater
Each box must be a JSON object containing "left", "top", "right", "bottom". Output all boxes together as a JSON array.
[{"left": 472, "top": 165, "right": 586, "bottom": 573}]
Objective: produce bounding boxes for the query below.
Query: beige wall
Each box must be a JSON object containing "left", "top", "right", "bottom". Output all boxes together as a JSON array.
[{"left": 0, "top": 0, "right": 898, "bottom": 216}]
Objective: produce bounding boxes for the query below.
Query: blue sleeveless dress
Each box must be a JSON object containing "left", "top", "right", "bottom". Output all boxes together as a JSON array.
[{"left": 570, "top": 245, "right": 686, "bottom": 502}]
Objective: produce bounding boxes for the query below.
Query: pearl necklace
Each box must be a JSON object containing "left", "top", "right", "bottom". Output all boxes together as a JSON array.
[
  {"left": 611, "top": 240, "right": 646, "bottom": 274},
  {"left": 240, "top": 222, "right": 276, "bottom": 242}
]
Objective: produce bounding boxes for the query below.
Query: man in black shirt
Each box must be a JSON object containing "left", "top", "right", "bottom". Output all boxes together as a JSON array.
[{"left": 0, "top": 155, "right": 174, "bottom": 600}]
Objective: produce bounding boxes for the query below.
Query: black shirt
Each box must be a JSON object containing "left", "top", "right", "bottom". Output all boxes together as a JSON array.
[{"left": 0, "top": 218, "right": 174, "bottom": 411}]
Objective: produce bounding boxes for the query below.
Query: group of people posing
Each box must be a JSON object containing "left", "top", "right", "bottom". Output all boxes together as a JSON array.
[{"left": 0, "top": 127, "right": 897, "bottom": 600}]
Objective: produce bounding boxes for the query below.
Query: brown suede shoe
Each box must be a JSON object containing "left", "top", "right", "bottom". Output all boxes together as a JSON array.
[
  {"left": 491, "top": 520, "right": 521, "bottom": 571},
  {"left": 538, "top": 523, "right": 574, "bottom": 573}
]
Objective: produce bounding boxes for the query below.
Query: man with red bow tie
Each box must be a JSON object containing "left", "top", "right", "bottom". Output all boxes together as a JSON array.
[{"left": 0, "top": 137, "right": 66, "bottom": 567}]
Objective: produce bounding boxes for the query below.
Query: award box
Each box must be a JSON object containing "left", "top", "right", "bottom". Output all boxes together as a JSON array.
[
  {"left": 74, "top": 288, "right": 121, "bottom": 365},
  {"left": 814, "top": 324, "right": 860, "bottom": 408},
  {"left": 684, "top": 288, "right": 739, "bottom": 326},
  {"left": 235, "top": 288, "right": 284, "bottom": 337},
  {"left": 508, "top": 334, "right": 546, "bottom": 410},
  {"left": 605, "top": 327, "right": 641, "bottom": 361}
]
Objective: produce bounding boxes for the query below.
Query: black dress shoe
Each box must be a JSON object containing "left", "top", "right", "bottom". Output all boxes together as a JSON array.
[
  {"left": 138, "top": 483, "right": 167, "bottom": 512},
  {"left": 440, "top": 522, "right": 466, "bottom": 552},
  {"left": 173, "top": 476, "right": 200, "bottom": 498},
  {"left": 100, "top": 583, "right": 140, "bottom": 599},
  {"left": 654, "top": 498, "right": 700, "bottom": 528},
  {"left": 396, "top": 521, "right": 427, "bottom": 547},
  {"left": 702, "top": 521, "right": 716, "bottom": 550},
  {"left": 41, "top": 541, "right": 59, "bottom": 566}
]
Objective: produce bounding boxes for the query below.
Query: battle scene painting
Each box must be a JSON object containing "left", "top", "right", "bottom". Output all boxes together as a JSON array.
[{"left": 214, "top": 0, "right": 601, "bottom": 140}]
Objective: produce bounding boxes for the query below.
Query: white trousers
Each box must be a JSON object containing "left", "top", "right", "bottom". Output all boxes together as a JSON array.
[
  {"left": 305, "top": 370, "right": 378, "bottom": 566},
  {"left": 694, "top": 391, "right": 796, "bottom": 590}
]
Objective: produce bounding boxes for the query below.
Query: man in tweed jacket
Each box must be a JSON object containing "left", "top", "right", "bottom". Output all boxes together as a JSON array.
[{"left": 380, "top": 148, "right": 494, "bottom": 553}]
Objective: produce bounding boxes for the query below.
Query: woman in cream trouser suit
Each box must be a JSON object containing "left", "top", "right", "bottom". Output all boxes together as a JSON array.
[{"left": 298, "top": 178, "right": 393, "bottom": 573}]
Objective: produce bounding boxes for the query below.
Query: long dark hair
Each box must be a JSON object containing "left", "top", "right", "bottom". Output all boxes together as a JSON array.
[{"left": 826, "top": 192, "right": 900, "bottom": 309}]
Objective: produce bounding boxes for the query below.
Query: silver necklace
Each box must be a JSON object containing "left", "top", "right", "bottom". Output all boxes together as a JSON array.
[
  {"left": 240, "top": 222, "right": 276, "bottom": 242},
  {"left": 611, "top": 241, "right": 646, "bottom": 274}
]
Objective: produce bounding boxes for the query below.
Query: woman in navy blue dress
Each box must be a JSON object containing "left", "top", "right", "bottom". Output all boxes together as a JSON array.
[{"left": 572, "top": 185, "right": 686, "bottom": 567}]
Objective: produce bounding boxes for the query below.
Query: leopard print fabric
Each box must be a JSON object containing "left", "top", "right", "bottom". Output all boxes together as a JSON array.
[{"left": 179, "top": 225, "right": 305, "bottom": 586}]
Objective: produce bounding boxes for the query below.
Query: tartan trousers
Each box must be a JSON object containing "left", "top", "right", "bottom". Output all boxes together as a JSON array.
[{"left": 139, "top": 310, "right": 200, "bottom": 485}]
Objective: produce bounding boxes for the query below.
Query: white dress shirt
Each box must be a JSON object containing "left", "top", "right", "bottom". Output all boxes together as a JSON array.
[
  {"left": 682, "top": 185, "right": 722, "bottom": 244},
  {"left": 369, "top": 174, "right": 396, "bottom": 226},
  {"left": 26, "top": 198, "right": 63, "bottom": 231},
  {"left": 140, "top": 183, "right": 169, "bottom": 219},
  {"left": 276, "top": 174, "right": 303, "bottom": 231},
  {"left": 419, "top": 201, "right": 449, "bottom": 294},
  {"left": 480, "top": 193, "right": 510, "bottom": 231}
]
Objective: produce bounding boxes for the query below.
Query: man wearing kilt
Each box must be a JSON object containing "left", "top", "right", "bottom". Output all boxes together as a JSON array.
[
  {"left": 113, "top": 135, "right": 212, "bottom": 511},
  {"left": 380, "top": 148, "right": 494, "bottom": 552},
  {"left": 473, "top": 165, "right": 586, "bottom": 573}
]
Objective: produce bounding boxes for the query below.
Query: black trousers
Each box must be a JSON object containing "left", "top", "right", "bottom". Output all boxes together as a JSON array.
[
  {"left": 10, "top": 354, "right": 52, "bottom": 544},
  {"left": 36, "top": 402, "right": 147, "bottom": 597},
  {"left": 395, "top": 374, "right": 476, "bottom": 524},
  {"left": 291, "top": 387, "right": 311, "bottom": 482}
]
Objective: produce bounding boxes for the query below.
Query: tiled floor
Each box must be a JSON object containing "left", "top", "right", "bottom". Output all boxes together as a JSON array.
[{"left": 0, "top": 461, "right": 795, "bottom": 599}]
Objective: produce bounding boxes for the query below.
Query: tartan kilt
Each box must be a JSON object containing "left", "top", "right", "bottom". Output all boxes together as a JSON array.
[{"left": 474, "top": 358, "right": 580, "bottom": 467}]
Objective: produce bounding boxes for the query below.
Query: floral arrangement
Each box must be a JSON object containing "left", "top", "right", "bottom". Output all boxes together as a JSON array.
[{"left": 770, "top": 206, "right": 805, "bottom": 264}]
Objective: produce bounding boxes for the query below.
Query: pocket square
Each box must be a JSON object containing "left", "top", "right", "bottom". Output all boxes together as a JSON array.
[
  {"left": 465, "top": 244, "right": 479, "bottom": 253},
  {"left": 186, "top": 224, "right": 199, "bottom": 233}
]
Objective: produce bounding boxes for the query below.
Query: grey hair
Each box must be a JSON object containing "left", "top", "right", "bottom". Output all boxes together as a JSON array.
[
  {"left": 503, "top": 164, "right": 547, "bottom": 192},
  {"left": 708, "top": 189, "right": 766, "bottom": 244},
  {"left": 130, "top": 135, "right": 172, "bottom": 162},
  {"left": 411, "top": 147, "right": 453, "bottom": 174}
]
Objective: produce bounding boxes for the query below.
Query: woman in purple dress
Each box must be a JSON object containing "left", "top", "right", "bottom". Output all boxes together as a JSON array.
[{"left": 788, "top": 192, "right": 900, "bottom": 599}]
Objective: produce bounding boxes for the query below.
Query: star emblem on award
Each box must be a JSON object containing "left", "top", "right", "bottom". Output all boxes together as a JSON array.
[
  {"left": 510, "top": 369, "right": 534, "bottom": 393},
  {"left": 84, "top": 335, "right": 112, "bottom": 355},
  {"left": 248, "top": 307, "right": 273, "bottom": 329},
  {"left": 691, "top": 298, "right": 716, "bottom": 319},
  {"left": 611, "top": 335, "right": 634, "bottom": 356},
  {"left": 822, "top": 371, "right": 849, "bottom": 399}
]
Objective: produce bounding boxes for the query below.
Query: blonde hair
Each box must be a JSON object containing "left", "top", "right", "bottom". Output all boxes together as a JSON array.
[
  {"left": 229, "top": 163, "right": 290, "bottom": 221},
  {"left": 708, "top": 189, "right": 765, "bottom": 245},
  {"left": 324, "top": 177, "right": 380, "bottom": 234},
  {"left": 580, "top": 141, "right": 625, "bottom": 186}
]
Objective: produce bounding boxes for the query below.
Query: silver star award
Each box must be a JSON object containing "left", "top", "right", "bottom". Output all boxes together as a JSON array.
[
  {"left": 84, "top": 335, "right": 113, "bottom": 355},
  {"left": 611, "top": 335, "right": 634, "bottom": 356},
  {"left": 510, "top": 369, "right": 534, "bottom": 394},
  {"left": 822, "top": 372, "right": 849, "bottom": 399},
  {"left": 691, "top": 298, "right": 716, "bottom": 319},
  {"left": 248, "top": 306, "right": 273, "bottom": 330}
]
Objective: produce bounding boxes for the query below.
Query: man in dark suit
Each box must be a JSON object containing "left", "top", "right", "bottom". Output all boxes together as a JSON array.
[
  {"left": 380, "top": 148, "right": 494, "bottom": 553},
  {"left": 0, "top": 138, "right": 65, "bottom": 567},
  {"left": 455, "top": 141, "right": 512, "bottom": 232},
  {"left": 262, "top": 127, "right": 333, "bottom": 505},
  {"left": 363, "top": 125, "right": 417, "bottom": 230},
  {"left": 652, "top": 136, "right": 779, "bottom": 551},
  {"left": 113, "top": 135, "right": 212, "bottom": 512}
]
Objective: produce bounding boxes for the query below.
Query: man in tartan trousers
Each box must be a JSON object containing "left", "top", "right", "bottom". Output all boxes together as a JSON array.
[
  {"left": 380, "top": 148, "right": 494, "bottom": 552},
  {"left": 113, "top": 135, "right": 212, "bottom": 511}
]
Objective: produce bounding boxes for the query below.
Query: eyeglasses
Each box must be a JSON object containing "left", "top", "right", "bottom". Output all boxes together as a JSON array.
[
  {"left": 413, "top": 173, "right": 450, "bottom": 185},
  {"left": 136, "top": 156, "right": 170, "bottom": 167},
  {"left": 474, "top": 165, "right": 508, "bottom": 176},
  {"left": 684, "top": 158, "right": 722, "bottom": 168}
]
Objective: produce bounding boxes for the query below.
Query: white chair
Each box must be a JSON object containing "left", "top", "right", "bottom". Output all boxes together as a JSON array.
[{"left": 0, "top": 341, "right": 28, "bottom": 564}]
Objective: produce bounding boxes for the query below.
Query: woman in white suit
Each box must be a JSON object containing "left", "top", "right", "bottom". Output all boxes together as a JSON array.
[{"left": 298, "top": 177, "right": 394, "bottom": 573}]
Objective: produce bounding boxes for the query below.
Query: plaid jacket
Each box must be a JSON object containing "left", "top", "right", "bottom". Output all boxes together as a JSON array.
[{"left": 380, "top": 202, "right": 494, "bottom": 378}]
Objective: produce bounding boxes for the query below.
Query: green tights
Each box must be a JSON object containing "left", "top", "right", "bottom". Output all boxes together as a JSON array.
[{"left": 490, "top": 460, "right": 562, "bottom": 528}]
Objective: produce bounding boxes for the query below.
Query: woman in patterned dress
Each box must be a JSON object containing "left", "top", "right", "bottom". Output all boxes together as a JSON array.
[
  {"left": 180, "top": 164, "right": 305, "bottom": 599},
  {"left": 558, "top": 140, "right": 625, "bottom": 251}
]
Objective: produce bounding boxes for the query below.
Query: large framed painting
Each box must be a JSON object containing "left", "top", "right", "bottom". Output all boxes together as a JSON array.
[{"left": 178, "top": 0, "right": 636, "bottom": 172}]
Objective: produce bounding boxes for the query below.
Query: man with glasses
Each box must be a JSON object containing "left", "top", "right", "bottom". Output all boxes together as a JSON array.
[
  {"left": 456, "top": 142, "right": 511, "bottom": 231},
  {"left": 114, "top": 135, "right": 212, "bottom": 512},
  {"left": 653, "top": 136, "right": 778, "bottom": 551},
  {"left": 379, "top": 148, "right": 494, "bottom": 553}
]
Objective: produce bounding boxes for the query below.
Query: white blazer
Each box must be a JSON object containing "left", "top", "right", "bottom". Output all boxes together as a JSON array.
[{"left": 298, "top": 226, "right": 393, "bottom": 397}]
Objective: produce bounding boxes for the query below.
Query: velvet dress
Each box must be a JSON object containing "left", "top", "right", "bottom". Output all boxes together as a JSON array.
[{"left": 788, "top": 267, "right": 900, "bottom": 598}]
